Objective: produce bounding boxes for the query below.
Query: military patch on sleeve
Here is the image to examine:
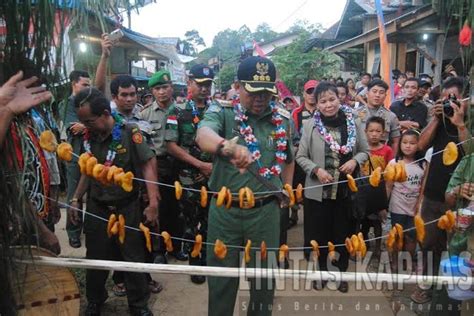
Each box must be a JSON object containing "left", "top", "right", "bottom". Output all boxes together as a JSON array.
[
  {"left": 277, "top": 107, "right": 290, "bottom": 119},
  {"left": 132, "top": 132, "right": 143, "bottom": 144},
  {"left": 167, "top": 115, "right": 178, "bottom": 125}
]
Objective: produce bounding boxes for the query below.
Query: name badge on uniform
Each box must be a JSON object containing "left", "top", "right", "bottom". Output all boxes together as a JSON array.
[{"left": 116, "top": 144, "right": 127, "bottom": 154}]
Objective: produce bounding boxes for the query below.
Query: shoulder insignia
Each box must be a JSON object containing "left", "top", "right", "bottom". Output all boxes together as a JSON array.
[
  {"left": 166, "top": 115, "right": 178, "bottom": 125},
  {"left": 132, "top": 132, "right": 143, "bottom": 144},
  {"left": 141, "top": 103, "right": 152, "bottom": 111},
  {"left": 277, "top": 107, "right": 290, "bottom": 119}
]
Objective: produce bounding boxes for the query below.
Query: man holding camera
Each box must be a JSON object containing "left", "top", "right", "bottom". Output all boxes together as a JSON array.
[{"left": 411, "top": 77, "right": 471, "bottom": 304}]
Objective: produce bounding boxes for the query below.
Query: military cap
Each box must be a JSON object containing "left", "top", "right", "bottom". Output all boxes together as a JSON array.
[
  {"left": 148, "top": 69, "right": 172, "bottom": 88},
  {"left": 419, "top": 77, "right": 432, "bottom": 87},
  {"left": 188, "top": 64, "right": 214, "bottom": 83},
  {"left": 237, "top": 56, "right": 276, "bottom": 94}
]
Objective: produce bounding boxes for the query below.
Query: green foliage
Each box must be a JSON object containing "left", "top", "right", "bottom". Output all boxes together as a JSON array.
[
  {"left": 211, "top": 28, "right": 247, "bottom": 61},
  {"left": 272, "top": 32, "right": 340, "bottom": 93},
  {"left": 285, "top": 19, "right": 323, "bottom": 35},
  {"left": 253, "top": 23, "right": 279, "bottom": 43},
  {"left": 193, "top": 20, "right": 339, "bottom": 94},
  {"left": 216, "top": 64, "right": 237, "bottom": 92},
  {"left": 180, "top": 29, "right": 206, "bottom": 56}
]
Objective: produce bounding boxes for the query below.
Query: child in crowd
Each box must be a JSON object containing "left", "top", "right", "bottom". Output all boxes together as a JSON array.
[
  {"left": 359, "top": 116, "right": 394, "bottom": 259},
  {"left": 386, "top": 129, "right": 426, "bottom": 271}
]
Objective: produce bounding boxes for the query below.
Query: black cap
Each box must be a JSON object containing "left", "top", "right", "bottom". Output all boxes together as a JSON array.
[
  {"left": 419, "top": 77, "right": 432, "bottom": 87},
  {"left": 189, "top": 64, "right": 214, "bottom": 83},
  {"left": 237, "top": 56, "right": 277, "bottom": 94}
]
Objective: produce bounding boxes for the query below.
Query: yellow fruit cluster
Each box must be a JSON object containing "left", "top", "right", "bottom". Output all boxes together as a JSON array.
[
  {"left": 107, "top": 214, "right": 126, "bottom": 244},
  {"left": 345, "top": 233, "right": 367, "bottom": 258},
  {"left": 78, "top": 153, "right": 134, "bottom": 192}
]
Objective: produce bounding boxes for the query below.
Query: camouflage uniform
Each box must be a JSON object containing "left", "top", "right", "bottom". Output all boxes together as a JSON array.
[{"left": 165, "top": 100, "right": 213, "bottom": 265}]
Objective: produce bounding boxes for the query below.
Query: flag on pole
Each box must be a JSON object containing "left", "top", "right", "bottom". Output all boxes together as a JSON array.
[
  {"left": 375, "top": 0, "right": 393, "bottom": 108},
  {"left": 252, "top": 40, "right": 266, "bottom": 58}
]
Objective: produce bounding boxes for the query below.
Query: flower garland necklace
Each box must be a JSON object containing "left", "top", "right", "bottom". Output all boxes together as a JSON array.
[
  {"left": 83, "top": 111, "right": 124, "bottom": 166},
  {"left": 187, "top": 93, "right": 210, "bottom": 128},
  {"left": 313, "top": 105, "right": 356, "bottom": 155},
  {"left": 233, "top": 99, "right": 288, "bottom": 179}
]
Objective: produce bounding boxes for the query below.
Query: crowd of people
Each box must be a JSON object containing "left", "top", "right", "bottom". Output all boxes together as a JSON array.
[{"left": 0, "top": 32, "right": 473, "bottom": 316}]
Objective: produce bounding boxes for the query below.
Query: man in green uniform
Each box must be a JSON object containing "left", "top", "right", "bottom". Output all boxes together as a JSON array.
[
  {"left": 59, "top": 70, "right": 90, "bottom": 248},
  {"left": 69, "top": 88, "right": 159, "bottom": 316},
  {"left": 196, "top": 56, "right": 294, "bottom": 316},
  {"left": 60, "top": 34, "right": 113, "bottom": 248},
  {"left": 138, "top": 70, "right": 187, "bottom": 262},
  {"left": 109, "top": 74, "right": 164, "bottom": 295},
  {"left": 165, "top": 64, "right": 214, "bottom": 284}
]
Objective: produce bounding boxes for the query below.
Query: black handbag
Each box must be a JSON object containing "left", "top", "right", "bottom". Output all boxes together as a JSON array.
[{"left": 353, "top": 158, "right": 389, "bottom": 219}]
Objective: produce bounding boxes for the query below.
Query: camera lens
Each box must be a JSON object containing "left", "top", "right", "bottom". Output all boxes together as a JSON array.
[{"left": 443, "top": 100, "right": 454, "bottom": 117}]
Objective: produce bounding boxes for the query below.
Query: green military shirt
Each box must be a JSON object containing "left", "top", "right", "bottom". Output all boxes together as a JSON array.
[
  {"left": 137, "top": 101, "right": 171, "bottom": 156},
  {"left": 446, "top": 153, "right": 474, "bottom": 209},
  {"left": 165, "top": 100, "right": 213, "bottom": 169},
  {"left": 59, "top": 95, "right": 78, "bottom": 129},
  {"left": 199, "top": 101, "right": 294, "bottom": 194},
  {"left": 356, "top": 104, "right": 400, "bottom": 143},
  {"left": 88, "top": 123, "right": 155, "bottom": 203}
]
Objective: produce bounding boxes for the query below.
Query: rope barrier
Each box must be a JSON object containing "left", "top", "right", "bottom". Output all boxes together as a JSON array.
[
  {"left": 45, "top": 195, "right": 439, "bottom": 251},
  {"left": 15, "top": 256, "right": 474, "bottom": 287},
  {"left": 135, "top": 137, "right": 471, "bottom": 195},
  {"left": 68, "top": 137, "right": 473, "bottom": 195},
  {"left": 42, "top": 137, "right": 471, "bottom": 251}
]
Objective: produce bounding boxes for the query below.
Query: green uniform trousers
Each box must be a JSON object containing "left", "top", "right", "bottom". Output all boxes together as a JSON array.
[
  {"left": 207, "top": 198, "right": 280, "bottom": 316},
  {"left": 84, "top": 197, "right": 150, "bottom": 309},
  {"left": 65, "top": 135, "right": 83, "bottom": 240}
]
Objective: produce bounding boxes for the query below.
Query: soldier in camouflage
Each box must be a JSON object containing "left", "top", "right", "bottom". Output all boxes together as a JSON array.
[{"left": 165, "top": 64, "right": 215, "bottom": 284}]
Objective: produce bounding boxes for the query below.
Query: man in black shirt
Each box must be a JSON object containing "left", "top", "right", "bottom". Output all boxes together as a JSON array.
[
  {"left": 411, "top": 77, "right": 471, "bottom": 304},
  {"left": 390, "top": 77, "right": 428, "bottom": 132}
]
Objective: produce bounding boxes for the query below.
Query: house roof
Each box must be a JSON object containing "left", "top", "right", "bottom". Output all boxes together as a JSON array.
[
  {"left": 354, "top": 0, "right": 412, "bottom": 14},
  {"left": 117, "top": 27, "right": 180, "bottom": 63},
  {"left": 255, "top": 32, "right": 300, "bottom": 47},
  {"left": 304, "top": 22, "right": 341, "bottom": 51},
  {"left": 155, "top": 37, "right": 180, "bottom": 46},
  {"left": 326, "top": 4, "right": 435, "bottom": 52},
  {"left": 335, "top": 0, "right": 421, "bottom": 40},
  {"left": 252, "top": 32, "right": 300, "bottom": 56}
]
